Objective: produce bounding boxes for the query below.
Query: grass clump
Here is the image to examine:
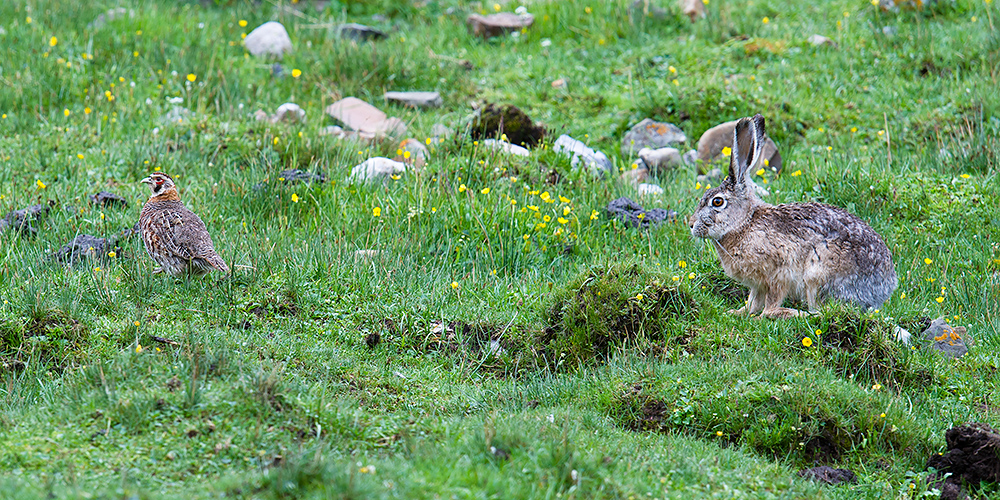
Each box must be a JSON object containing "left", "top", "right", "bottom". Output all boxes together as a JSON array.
[
  {"left": 542, "top": 263, "right": 696, "bottom": 369},
  {"left": 0, "top": 309, "right": 87, "bottom": 374},
  {"left": 609, "top": 356, "right": 933, "bottom": 467},
  {"left": 804, "top": 306, "right": 940, "bottom": 390}
]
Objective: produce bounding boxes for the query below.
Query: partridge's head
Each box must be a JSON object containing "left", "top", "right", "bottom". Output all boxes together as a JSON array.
[{"left": 140, "top": 172, "right": 180, "bottom": 200}]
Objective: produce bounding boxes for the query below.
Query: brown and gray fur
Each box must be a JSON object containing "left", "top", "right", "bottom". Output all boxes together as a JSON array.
[
  {"left": 138, "top": 172, "right": 230, "bottom": 276},
  {"left": 689, "top": 114, "right": 896, "bottom": 318}
]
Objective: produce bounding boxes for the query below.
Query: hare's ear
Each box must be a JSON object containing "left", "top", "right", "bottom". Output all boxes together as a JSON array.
[{"left": 729, "top": 114, "right": 765, "bottom": 194}]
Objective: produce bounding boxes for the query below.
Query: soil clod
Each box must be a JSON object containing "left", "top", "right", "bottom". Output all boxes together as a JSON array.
[
  {"left": 798, "top": 465, "right": 857, "bottom": 485},
  {"left": 926, "top": 423, "right": 1000, "bottom": 500}
]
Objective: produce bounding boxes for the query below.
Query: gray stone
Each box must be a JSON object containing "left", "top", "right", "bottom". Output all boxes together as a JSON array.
[
  {"left": 678, "top": 0, "right": 704, "bottom": 21},
  {"left": 350, "top": 157, "right": 406, "bottom": 183},
  {"left": 683, "top": 149, "right": 699, "bottom": 166},
  {"left": 325, "top": 97, "right": 406, "bottom": 138},
  {"left": 621, "top": 119, "right": 687, "bottom": 157},
  {"left": 466, "top": 13, "right": 534, "bottom": 39},
  {"left": 922, "top": 317, "right": 970, "bottom": 358},
  {"left": 697, "top": 119, "right": 781, "bottom": 174},
  {"left": 244, "top": 21, "right": 293, "bottom": 59},
  {"left": 89, "top": 191, "right": 128, "bottom": 208},
  {"left": 431, "top": 123, "right": 453, "bottom": 139},
  {"left": 481, "top": 139, "right": 530, "bottom": 157},
  {"left": 638, "top": 147, "right": 683, "bottom": 174},
  {"left": 384, "top": 91, "right": 442, "bottom": 109},
  {"left": 606, "top": 197, "right": 674, "bottom": 228},
  {"left": 336, "top": 23, "right": 387, "bottom": 42},
  {"left": 621, "top": 167, "right": 649, "bottom": 186},
  {"left": 637, "top": 183, "right": 664, "bottom": 197},
  {"left": 553, "top": 135, "right": 613, "bottom": 176},
  {"left": 256, "top": 102, "right": 306, "bottom": 124},
  {"left": 50, "top": 234, "right": 126, "bottom": 265},
  {"left": 395, "top": 138, "right": 429, "bottom": 168}
]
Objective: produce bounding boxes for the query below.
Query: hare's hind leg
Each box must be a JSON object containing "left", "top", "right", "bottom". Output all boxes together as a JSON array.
[{"left": 761, "top": 281, "right": 807, "bottom": 319}]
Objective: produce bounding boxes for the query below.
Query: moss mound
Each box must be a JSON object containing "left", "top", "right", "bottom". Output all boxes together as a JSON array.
[{"left": 542, "top": 264, "right": 696, "bottom": 369}]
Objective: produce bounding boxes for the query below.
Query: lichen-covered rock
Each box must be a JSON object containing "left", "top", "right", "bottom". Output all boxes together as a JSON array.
[{"left": 621, "top": 119, "right": 686, "bottom": 157}]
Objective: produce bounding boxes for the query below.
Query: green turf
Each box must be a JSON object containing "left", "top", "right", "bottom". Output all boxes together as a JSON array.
[{"left": 1, "top": 0, "right": 998, "bottom": 498}]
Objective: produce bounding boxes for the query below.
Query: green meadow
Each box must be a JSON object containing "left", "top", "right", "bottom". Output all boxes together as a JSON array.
[{"left": 0, "top": 0, "right": 998, "bottom": 498}]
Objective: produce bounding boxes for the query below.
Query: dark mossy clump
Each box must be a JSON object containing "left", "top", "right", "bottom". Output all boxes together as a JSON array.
[
  {"left": 542, "top": 264, "right": 696, "bottom": 369},
  {"left": 808, "top": 306, "right": 938, "bottom": 389},
  {"left": 612, "top": 374, "right": 927, "bottom": 467},
  {"left": 471, "top": 103, "right": 546, "bottom": 147}
]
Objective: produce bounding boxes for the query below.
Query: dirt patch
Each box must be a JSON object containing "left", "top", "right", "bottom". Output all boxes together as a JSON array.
[
  {"left": 798, "top": 466, "right": 857, "bottom": 485},
  {"left": 470, "top": 103, "right": 546, "bottom": 147},
  {"left": 926, "top": 423, "right": 1000, "bottom": 500},
  {"left": 543, "top": 264, "right": 696, "bottom": 369}
]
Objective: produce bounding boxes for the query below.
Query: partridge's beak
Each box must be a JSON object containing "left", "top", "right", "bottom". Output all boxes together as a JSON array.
[{"left": 140, "top": 176, "right": 152, "bottom": 185}]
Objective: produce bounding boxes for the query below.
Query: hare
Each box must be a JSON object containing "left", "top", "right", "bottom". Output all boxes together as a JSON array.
[{"left": 689, "top": 114, "right": 897, "bottom": 319}]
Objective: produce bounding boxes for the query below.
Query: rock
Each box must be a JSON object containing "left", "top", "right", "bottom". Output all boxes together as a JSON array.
[
  {"left": 637, "top": 183, "right": 664, "bottom": 197},
  {"left": 638, "top": 147, "right": 683, "bottom": 174},
  {"left": 256, "top": 103, "right": 306, "bottom": 124},
  {"left": 336, "top": 23, "right": 387, "bottom": 42},
  {"left": 551, "top": 78, "right": 567, "bottom": 89},
  {"left": 605, "top": 197, "right": 674, "bottom": 228},
  {"left": 926, "top": 423, "right": 1000, "bottom": 500},
  {"left": 395, "top": 138, "right": 429, "bottom": 168},
  {"left": 678, "top": 0, "right": 705, "bottom": 21},
  {"left": 89, "top": 191, "right": 128, "bottom": 208},
  {"left": 384, "top": 91, "right": 442, "bottom": 109},
  {"left": 481, "top": 139, "right": 530, "bottom": 158},
  {"left": 354, "top": 249, "right": 380, "bottom": 260},
  {"left": 696, "top": 168, "right": 724, "bottom": 188},
  {"left": 683, "top": 149, "right": 699, "bottom": 166},
  {"left": 878, "top": 0, "right": 939, "bottom": 13},
  {"left": 244, "top": 21, "right": 293, "bottom": 59},
  {"left": 350, "top": 157, "right": 406, "bottom": 183},
  {"left": 553, "top": 135, "right": 613, "bottom": 177},
  {"left": 797, "top": 466, "right": 857, "bottom": 485},
  {"left": 922, "top": 317, "right": 970, "bottom": 358},
  {"left": 325, "top": 97, "right": 406, "bottom": 138},
  {"left": 471, "top": 103, "right": 545, "bottom": 147},
  {"left": 621, "top": 119, "right": 687, "bottom": 157},
  {"left": 50, "top": 234, "right": 126, "bottom": 265},
  {"left": 621, "top": 167, "right": 649, "bottom": 186},
  {"left": 0, "top": 202, "right": 52, "bottom": 238},
  {"left": 466, "top": 13, "right": 534, "bottom": 39},
  {"left": 431, "top": 123, "right": 454, "bottom": 139},
  {"left": 274, "top": 103, "right": 306, "bottom": 123},
  {"left": 88, "top": 7, "right": 135, "bottom": 30},
  {"left": 696, "top": 120, "right": 781, "bottom": 174},
  {"left": 808, "top": 34, "right": 837, "bottom": 48}
]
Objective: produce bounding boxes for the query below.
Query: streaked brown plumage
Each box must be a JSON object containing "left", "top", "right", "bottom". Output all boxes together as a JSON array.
[{"left": 138, "top": 172, "right": 229, "bottom": 276}]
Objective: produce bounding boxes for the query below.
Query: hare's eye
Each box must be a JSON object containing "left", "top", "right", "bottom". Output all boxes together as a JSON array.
[{"left": 711, "top": 196, "right": 725, "bottom": 208}]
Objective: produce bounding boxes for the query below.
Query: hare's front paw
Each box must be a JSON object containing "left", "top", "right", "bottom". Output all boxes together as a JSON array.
[
  {"left": 762, "top": 307, "right": 806, "bottom": 319},
  {"left": 728, "top": 306, "right": 751, "bottom": 315}
]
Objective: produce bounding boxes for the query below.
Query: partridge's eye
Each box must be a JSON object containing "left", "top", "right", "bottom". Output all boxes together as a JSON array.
[{"left": 711, "top": 196, "right": 725, "bottom": 208}]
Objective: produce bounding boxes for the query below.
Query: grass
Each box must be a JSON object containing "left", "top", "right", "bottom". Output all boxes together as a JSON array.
[{"left": 0, "top": 0, "right": 999, "bottom": 498}]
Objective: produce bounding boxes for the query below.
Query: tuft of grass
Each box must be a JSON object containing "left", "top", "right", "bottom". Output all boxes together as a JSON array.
[{"left": 542, "top": 263, "right": 696, "bottom": 369}]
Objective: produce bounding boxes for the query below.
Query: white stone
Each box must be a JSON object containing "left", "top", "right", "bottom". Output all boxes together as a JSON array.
[
  {"left": 350, "top": 157, "right": 406, "bottom": 183},
  {"left": 553, "top": 135, "right": 612, "bottom": 176},
  {"left": 274, "top": 103, "right": 306, "bottom": 123},
  {"left": 384, "top": 91, "right": 442, "bottom": 108},
  {"left": 481, "top": 139, "right": 530, "bottom": 157},
  {"left": 244, "top": 22, "right": 293, "bottom": 59},
  {"left": 808, "top": 34, "right": 837, "bottom": 47}
]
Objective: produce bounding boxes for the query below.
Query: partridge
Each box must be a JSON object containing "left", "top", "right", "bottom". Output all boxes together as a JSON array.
[{"left": 138, "top": 172, "right": 230, "bottom": 276}]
